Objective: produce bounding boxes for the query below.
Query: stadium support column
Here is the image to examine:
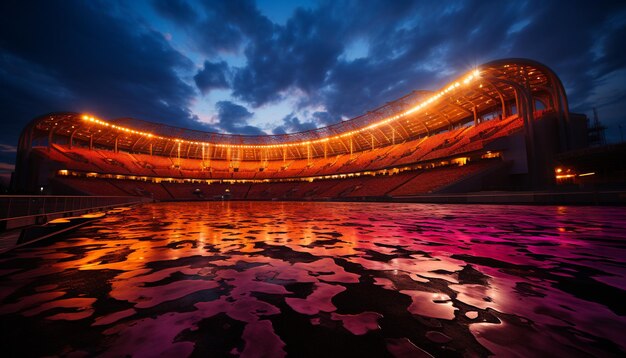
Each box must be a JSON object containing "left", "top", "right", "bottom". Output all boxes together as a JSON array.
[
  {"left": 484, "top": 79, "right": 508, "bottom": 118},
  {"left": 48, "top": 128, "right": 55, "bottom": 150},
  {"left": 114, "top": 137, "right": 118, "bottom": 153},
  {"left": 307, "top": 143, "right": 311, "bottom": 166},
  {"left": 518, "top": 85, "right": 543, "bottom": 188},
  {"left": 324, "top": 141, "right": 327, "bottom": 159},
  {"left": 89, "top": 135, "right": 93, "bottom": 150},
  {"left": 498, "top": 92, "right": 507, "bottom": 118},
  {"left": 486, "top": 76, "right": 542, "bottom": 188},
  {"left": 149, "top": 142, "right": 153, "bottom": 156},
  {"left": 349, "top": 136, "right": 353, "bottom": 157},
  {"left": 548, "top": 71, "right": 572, "bottom": 152},
  {"left": 473, "top": 107, "right": 478, "bottom": 126},
  {"left": 177, "top": 142, "right": 181, "bottom": 167},
  {"left": 207, "top": 144, "right": 211, "bottom": 168},
  {"left": 227, "top": 146, "right": 231, "bottom": 168},
  {"left": 69, "top": 129, "right": 77, "bottom": 149}
]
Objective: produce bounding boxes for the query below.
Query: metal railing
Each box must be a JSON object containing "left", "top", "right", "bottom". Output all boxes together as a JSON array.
[{"left": 0, "top": 195, "right": 152, "bottom": 222}]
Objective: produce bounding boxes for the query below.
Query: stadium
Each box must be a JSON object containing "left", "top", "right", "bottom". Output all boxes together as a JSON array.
[
  {"left": 14, "top": 58, "right": 590, "bottom": 201},
  {"left": 2, "top": 58, "right": 626, "bottom": 357}
]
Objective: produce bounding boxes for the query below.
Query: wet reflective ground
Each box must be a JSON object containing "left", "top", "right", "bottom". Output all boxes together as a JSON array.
[{"left": 1, "top": 202, "right": 625, "bottom": 357}]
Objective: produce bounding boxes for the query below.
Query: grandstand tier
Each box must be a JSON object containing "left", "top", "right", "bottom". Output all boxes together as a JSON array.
[
  {"left": 14, "top": 58, "right": 588, "bottom": 197},
  {"left": 48, "top": 160, "right": 501, "bottom": 201}
]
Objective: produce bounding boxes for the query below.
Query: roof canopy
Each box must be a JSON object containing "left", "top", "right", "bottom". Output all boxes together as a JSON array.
[{"left": 23, "top": 58, "right": 568, "bottom": 160}]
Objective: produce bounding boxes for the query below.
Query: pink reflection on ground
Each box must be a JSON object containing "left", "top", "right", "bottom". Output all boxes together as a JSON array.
[
  {"left": 240, "top": 319, "right": 286, "bottom": 358},
  {"left": 400, "top": 290, "right": 457, "bottom": 320},
  {"left": 285, "top": 282, "right": 346, "bottom": 315},
  {"left": 0, "top": 201, "right": 624, "bottom": 356},
  {"left": 23, "top": 297, "right": 96, "bottom": 320},
  {"left": 330, "top": 311, "right": 383, "bottom": 335}
]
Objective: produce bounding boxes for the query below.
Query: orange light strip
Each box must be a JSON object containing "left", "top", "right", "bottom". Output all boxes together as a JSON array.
[
  {"left": 82, "top": 69, "right": 481, "bottom": 149},
  {"left": 556, "top": 174, "right": 576, "bottom": 179},
  {"left": 81, "top": 115, "right": 154, "bottom": 138}
]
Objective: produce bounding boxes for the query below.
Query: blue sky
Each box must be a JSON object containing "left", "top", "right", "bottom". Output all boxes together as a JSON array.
[{"left": 1, "top": 0, "right": 625, "bottom": 169}]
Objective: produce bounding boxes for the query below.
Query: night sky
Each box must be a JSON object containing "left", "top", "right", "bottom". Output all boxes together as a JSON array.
[{"left": 1, "top": 0, "right": 625, "bottom": 171}]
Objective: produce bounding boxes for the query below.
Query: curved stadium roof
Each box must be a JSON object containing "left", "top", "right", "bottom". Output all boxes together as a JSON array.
[{"left": 23, "top": 58, "right": 568, "bottom": 161}]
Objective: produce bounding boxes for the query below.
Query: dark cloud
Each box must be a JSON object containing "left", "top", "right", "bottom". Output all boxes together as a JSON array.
[
  {"left": 198, "top": 0, "right": 273, "bottom": 42},
  {"left": 272, "top": 113, "right": 317, "bottom": 135},
  {"left": 595, "top": 20, "right": 626, "bottom": 77},
  {"left": 151, "top": 0, "right": 197, "bottom": 26},
  {"left": 0, "top": 0, "right": 210, "bottom": 154},
  {"left": 215, "top": 101, "right": 265, "bottom": 135},
  {"left": 194, "top": 60, "right": 230, "bottom": 94},
  {"left": 231, "top": 5, "right": 345, "bottom": 107},
  {"left": 157, "top": 0, "right": 274, "bottom": 56}
]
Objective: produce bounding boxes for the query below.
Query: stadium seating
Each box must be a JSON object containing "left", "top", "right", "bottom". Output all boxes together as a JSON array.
[
  {"left": 42, "top": 145, "right": 104, "bottom": 172},
  {"left": 35, "top": 110, "right": 526, "bottom": 202},
  {"left": 388, "top": 161, "right": 495, "bottom": 196},
  {"left": 49, "top": 159, "right": 499, "bottom": 201},
  {"left": 39, "top": 113, "right": 519, "bottom": 183},
  {"left": 345, "top": 172, "right": 421, "bottom": 198}
]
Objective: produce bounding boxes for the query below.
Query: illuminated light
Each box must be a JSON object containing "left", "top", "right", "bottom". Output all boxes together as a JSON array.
[
  {"left": 69, "top": 65, "right": 485, "bottom": 151},
  {"left": 556, "top": 174, "right": 576, "bottom": 179},
  {"left": 578, "top": 172, "right": 595, "bottom": 177},
  {"left": 555, "top": 168, "right": 562, "bottom": 173},
  {"left": 82, "top": 115, "right": 89, "bottom": 120}
]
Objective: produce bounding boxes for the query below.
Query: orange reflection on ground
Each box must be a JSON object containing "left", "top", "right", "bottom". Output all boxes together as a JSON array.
[{"left": 0, "top": 202, "right": 625, "bottom": 357}]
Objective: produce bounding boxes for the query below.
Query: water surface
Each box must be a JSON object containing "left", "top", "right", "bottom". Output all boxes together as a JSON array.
[{"left": 1, "top": 202, "right": 625, "bottom": 357}]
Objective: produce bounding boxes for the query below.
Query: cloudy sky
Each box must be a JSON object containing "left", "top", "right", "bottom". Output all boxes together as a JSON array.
[{"left": 1, "top": 0, "right": 625, "bottom": 169}]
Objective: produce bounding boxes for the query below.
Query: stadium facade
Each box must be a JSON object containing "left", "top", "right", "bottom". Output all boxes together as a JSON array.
[{"left": 13, "top": 58, "right": 588, "bottom": 201}]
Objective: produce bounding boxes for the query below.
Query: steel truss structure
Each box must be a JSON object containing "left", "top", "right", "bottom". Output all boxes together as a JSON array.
[{"left": 17, "top": 59, "right": 570, "bottom": 164}]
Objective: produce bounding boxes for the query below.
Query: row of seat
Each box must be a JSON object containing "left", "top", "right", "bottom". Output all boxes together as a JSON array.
[
  {"left": 52, "top": 159, "right": 499, "bottom": 201},
  {"left": 42, "top": 115, "right": 521, "bottom": 181}
]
